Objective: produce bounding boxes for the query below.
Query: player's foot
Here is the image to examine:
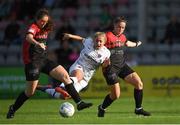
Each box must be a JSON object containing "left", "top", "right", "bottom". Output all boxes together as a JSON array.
[
  {"left": 98, "top": 105, "right": 106, "bottom": 117},
  {"left": 55, "top": 87, "right": 71, "bottom": 100},
  {"left": 36, "top": 84, "right": 52, "bottom": 92},
  {"left": 77, "top": 101, "right": 93, "bottom": 111},
  {"left": 135, "top": 108, "right": 151, "bottom": 116},
  {"left": 6, "top": 104, "right": 15, "bottom": 119}
]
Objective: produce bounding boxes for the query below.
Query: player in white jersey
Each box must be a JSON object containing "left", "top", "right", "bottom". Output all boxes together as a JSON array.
[{"left": 37, "top": 32, "right": 111, "bottom": 99}]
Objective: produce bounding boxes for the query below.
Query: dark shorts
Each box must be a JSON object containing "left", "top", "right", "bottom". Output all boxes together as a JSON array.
[
  {"left": 103, "top": 63, "right": 134, "bottom": 85},
  {"left": 25, "top": 58, "right": 59, "bottom": 81}
]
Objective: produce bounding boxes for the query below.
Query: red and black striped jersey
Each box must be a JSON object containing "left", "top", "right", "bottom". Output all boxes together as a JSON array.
[
  {"left": 22, "top": 23, "right": 49, "bottom": 64},
  {"left": 105, "top": 31, "right": 127, "bottom": 49},
  {"left": 105, "top": 31, "right": 127, "bottom": 67}
]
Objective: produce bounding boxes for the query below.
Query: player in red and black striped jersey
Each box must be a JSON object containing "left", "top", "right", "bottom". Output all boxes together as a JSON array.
[
  {"left": 98, "top": 17, "right": 151, "bottom": 117},
  {"left": 6, "top": 9, "right": 92, "bottom": 119}
]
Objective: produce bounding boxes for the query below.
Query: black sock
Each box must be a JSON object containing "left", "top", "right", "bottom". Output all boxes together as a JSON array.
[
  {"left": 65, "top": 84, "right": 81, "bottom": 103},
  {"left": 134, "top": 89, "right": 143, "bottom": 108},
  {"left": 13, "top": 91, "right": 29, "bottom": 112},
  {"left": 101, "top": 94, "right": 114, "bottom": 109}
]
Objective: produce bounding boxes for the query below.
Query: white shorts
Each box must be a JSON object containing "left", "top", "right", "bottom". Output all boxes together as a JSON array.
[{"left": 69, "top": 62, "right": 95, "bottom": 82}]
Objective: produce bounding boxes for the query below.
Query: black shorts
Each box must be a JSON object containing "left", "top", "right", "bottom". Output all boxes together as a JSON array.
[
  {"left": 25, "top": 58, "right": 59, "bottom": 81},
  {"left": 103, "top": 63, "right": 134, "bottom": 85}
]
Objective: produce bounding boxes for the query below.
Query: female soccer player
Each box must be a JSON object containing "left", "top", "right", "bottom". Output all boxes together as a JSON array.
[
  {"left": 37, "top": 32, "right": 111, "bottom": 100},
  {"left": 98, "top": 16, "right": 151, "bottom": 117},
  {"left": 6, "top": 9, "right": 92, "bottom": 119}
]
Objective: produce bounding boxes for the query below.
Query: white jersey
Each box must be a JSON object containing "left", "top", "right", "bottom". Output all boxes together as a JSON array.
[{"left": 69, "top": 37, "right": 110, "bottom": 82}]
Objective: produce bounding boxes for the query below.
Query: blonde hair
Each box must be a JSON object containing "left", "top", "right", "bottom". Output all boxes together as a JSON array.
[{"left": 93, "top": 32, "right": 107, "bottom": 43}]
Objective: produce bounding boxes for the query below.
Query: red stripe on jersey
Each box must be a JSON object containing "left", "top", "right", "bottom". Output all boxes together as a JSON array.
[
  {"left": 22, "top": 23, "right": 48, "bottom": 64},
  {"left": 27, "top": 23, "right": 48, "bottom": 40},
  {"left": 28, "top": 24, "right": 39, "bottom": 36},
  {"left": 105, "top": 31, "right": 127, "bottom": 49},
  {"left": 22, "top": 41, "right": 31, "bottom": 64}
]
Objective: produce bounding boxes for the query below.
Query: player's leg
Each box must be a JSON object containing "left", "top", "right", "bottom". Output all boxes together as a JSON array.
[
  {"left": 49, "top": 65, "right": 92, "bottom": 110},
  {"left": 7, "top": 80, "right": 38, "bottom": 119},
  {"left": 36, "top": 84, "right": 52, "bottom": 91},
  {"left": 45, "top": 67, "right": 84, "bottom": 99},
  {"left": 70, "top": 67, "right": 90, "bottom": 93},
  {"left": 98, "top": 83, "right": 120, "bottom": 117},
  {"left": 124, "top": 71, "right": 151, "bottom": 116},
  {"left": 98, "top": 66, "right": 120, "bottom": 117},
  {"left": 37, "top": 83, "right": 71, "bottom": 99},
  {"left": 38, "top": 78, "right": 88, "bottom": 100},
  {"left": 7, "top": 63, "right": 40, "bottom": 119},
  {"left": 74, "top": 79, "right": 88, "bottom": 92}
]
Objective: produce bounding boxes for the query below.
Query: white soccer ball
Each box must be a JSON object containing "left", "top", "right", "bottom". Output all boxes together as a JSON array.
[{"left": 59, "top": 102, "right": 75, "bottom": 117}]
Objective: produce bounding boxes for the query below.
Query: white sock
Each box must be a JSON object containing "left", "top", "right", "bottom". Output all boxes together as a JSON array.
[
  {"left": 74, "top": 80, "right": 88, "bottom": 92},
  {"left": 60, "top": 77, "right": 78, "bottom": 87},
  {"left": 53, "top": 92, "right": 61, "bottom": 98},
  {"left": 60, "top": 83, "right": 65, "bottom": 88},
  {"left": 45, "top": 89, "right": 61, "bottom": 99},
  {"left": 70, "top": 77, "right": 78, "bottom": 83},
  {"left": 45, "top": 77, "right": 88, "bottom": 98},
  {"left": 60, "top": 77, "right": 79, "bottom": 91}
]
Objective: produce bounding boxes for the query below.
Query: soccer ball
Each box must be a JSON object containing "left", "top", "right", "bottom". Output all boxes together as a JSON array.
[{"left": 59, "top": 102, "right": 75, "bottom": 117}]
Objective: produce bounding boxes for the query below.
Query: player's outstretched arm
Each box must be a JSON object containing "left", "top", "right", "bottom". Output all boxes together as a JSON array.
[
  {"left": 126, "top": 40, "right": 142, "bottom": 47},
  {"left": 63, "top": 33, "right": 84, "bottom": 42}
]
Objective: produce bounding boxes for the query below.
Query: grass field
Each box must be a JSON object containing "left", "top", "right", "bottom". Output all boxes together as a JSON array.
[{"left": 1, "top": 97, "right": 180, "bottom": 124}]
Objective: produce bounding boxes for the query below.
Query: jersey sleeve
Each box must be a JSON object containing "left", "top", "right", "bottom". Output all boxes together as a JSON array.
[
  {"left": 83, "top": 37, "right": 93, "bottom": 46},
  {"left": 27, "top": 24, "right": 38, "bottom": 36}
]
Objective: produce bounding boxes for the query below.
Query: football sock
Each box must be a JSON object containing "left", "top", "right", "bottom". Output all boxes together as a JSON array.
[
  {"left": 101, "top": 94, "right": 114, "bottom": 109},
  {"left": 70, "top": 77, "right": 78, "bottom": 83},
  {"left": 74, "top": 80, "right": 88, "bottom": 92},
  {"left": 53, "top": 92, "right": 61, "bottom": 98},
  {"left": 45, "top": 89, "right": 60, "bottom": 98},
  {"left": 61, "top": 79, "right": 88, "bottom": 93},
  {"left": 134, "top": 89, "right": 143, "bottom": 108},
  {"left": 65, "top": 83, "right": 81, "bottom": 103},
  {"left": 13, "top": 91, "right": 29, "bottom": 112}
]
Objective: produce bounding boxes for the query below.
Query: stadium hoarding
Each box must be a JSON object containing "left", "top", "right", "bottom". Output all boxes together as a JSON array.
[
  {"left": 81, "top": 65, "right": 180, "bottom": 98},
  {"left": 0, "top": 66, "right": 180, "bottom": 99},
  {"left": 0, "top": 67, "right": 48, "bottom": 99}
]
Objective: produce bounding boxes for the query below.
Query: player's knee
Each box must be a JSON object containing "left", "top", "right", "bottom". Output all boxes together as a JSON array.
[
  {"left": 62, "top": 75, "right": 72, "bottom": 84},
  {"left": 25, "top": 91, "right": 35, "bottom": 97},
  {"left": 110, "top": 92, "right": 120, "bottom": 100},
  {"left": 135, "top": 81, "right": 143, "bottom": 89}
]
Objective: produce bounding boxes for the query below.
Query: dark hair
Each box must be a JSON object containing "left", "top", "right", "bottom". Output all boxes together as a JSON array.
[
  {"left": 113, "top": 16, "right": 127, "bottom": 25},
  {"left": 35, "top": 8, "right": 54, "bottom": 32}
]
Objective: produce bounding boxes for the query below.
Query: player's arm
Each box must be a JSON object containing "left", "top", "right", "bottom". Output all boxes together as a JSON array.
[
  {"left": 102, "top": 58, "right": 111, "bottom": 68},
  {"left": 102, "top": 58, "right": 111, "bottom": 74},
  {"left": 63, "top": 33, "right": 85, "bottom": 42},
  {"left": 26, "top": 33, "right": 46, "bottom": 50},
  {"left": 126, "top": 40, "right": 142, "bottom": 47}
]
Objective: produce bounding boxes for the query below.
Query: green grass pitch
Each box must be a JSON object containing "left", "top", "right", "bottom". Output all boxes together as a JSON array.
[{"left": 1, "top": 97, "right": 180, "bottom": 124}]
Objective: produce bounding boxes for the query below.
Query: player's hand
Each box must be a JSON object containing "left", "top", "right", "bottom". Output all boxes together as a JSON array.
[
  {"left": 102, "top": 58, "right": 111, "bottom": 68},
  {"left": 63, "top": 33, "right": 71, "bottom": 40},
  {"left": 136, "top": 41, "right": 142, "bottom": 47},
  {"left": 36, "top": 43, "right": 46, "bottom": 50}
]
